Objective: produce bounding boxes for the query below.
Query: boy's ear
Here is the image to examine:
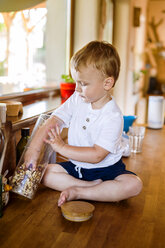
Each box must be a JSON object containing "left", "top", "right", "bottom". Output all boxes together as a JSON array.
[{"left": 104, "top": 77, "right": 114, "bottom": 90}]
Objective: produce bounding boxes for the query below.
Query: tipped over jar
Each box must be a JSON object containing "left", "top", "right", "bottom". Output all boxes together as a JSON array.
[{"left": 10, "top": 114, "right": 63, "bottom": 199}]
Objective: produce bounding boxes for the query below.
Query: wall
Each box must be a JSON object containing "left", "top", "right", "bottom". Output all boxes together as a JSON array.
[
  {"left": 45, "top": 0, "right": 67, "bottom": 83},
  {"left": 113, "top": 0, "right": 148, "bottom": 118},
  {"left": 113, "top": 0, "right": 131, "bottom": 114},
  {"left": 133, "top": 0, "right": 148, "bottom": 123},
  {"left": 45, "top": 0, "right": 100, "bottom": 82},
  {"left": 73, "top": 0, "right": 100, "bottom": 53},
  {"left": 127, "top": 0, "right": 148, "bottom": 119}
]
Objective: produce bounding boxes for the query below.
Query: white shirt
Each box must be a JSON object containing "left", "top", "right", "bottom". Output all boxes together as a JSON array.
[{"left": 52, "top": 92, "right": 123, "bottom": 169}]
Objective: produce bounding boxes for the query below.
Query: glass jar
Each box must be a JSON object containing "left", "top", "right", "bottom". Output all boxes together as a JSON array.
[{"left": 10, "top": 114, "right": 62, "bottom": 199}]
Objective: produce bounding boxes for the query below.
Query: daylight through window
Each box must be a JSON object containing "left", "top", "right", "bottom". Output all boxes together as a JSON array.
[{"left": 0, "top": 5, "right": 47, "bottom": 95}]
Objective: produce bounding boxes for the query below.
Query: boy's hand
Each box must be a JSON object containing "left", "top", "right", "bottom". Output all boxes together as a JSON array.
[
  {"left": 24, "top": 147, "right": 40, "bottom": 169},
  {"left": 44, "top": 125, "right": 65, "bottom": 153}
]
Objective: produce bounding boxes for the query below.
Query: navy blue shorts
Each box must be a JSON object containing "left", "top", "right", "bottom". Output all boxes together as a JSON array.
[{"left": 59, "top": 159, "right": 136, "bottom": 181}]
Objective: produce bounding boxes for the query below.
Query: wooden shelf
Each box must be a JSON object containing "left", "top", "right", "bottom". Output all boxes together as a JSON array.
[
  {"left": 0, "top": 87, "right": 60, "bottom": 104},
  {"left": 1, "top": 92, "right": 62, "bottom": 176}
]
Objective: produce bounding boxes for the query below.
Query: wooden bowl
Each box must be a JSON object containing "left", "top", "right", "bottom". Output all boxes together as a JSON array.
[{"left": 61, "top": 201, "right": 95, "bottom": 222}]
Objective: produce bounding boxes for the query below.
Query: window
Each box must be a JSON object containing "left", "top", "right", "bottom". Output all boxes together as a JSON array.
[{"left": 0, "top": 3, "right": 47, "bottom": 95}]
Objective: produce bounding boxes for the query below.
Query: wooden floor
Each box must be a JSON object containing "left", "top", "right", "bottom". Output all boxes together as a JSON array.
[{"left": 0, "top": 127, "right": 165, "bottom": 248}]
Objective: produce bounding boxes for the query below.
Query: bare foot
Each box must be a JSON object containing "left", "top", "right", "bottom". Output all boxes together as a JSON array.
[
  {"left": 58, "top": 179, "right": 102, "bottom": 207},
  {"left": 58, "top": 186, "right": 78, "bottom": 207}
]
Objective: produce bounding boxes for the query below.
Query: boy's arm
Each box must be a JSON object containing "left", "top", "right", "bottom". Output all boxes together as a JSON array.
[
  {"left": 58, "top": 144, "right": 109, "bottom": 163},
  {"left": 24, "top": 116, "right": 64, "bottom": 166},
  {"left": 45, "top": 126, "right": 109, "bottom": 164}
]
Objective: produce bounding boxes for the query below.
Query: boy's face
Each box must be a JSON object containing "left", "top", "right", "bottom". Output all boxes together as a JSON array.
[{"left": 71, "top": 64, "right": 111, "bottom": 107}]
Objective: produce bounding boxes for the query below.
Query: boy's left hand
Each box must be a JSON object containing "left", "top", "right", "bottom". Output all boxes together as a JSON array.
[{"left": 44, "top": 125, "right": 65, "bottom": 153}]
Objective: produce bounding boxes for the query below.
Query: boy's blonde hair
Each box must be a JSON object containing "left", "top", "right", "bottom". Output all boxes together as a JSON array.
[{"left": 70, "top": 40, "right": 120, "bottom": 84}]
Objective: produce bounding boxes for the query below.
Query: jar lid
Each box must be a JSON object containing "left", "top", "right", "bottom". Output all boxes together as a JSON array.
[
  {"left": 21, "top": 127, "right": 30, "bottom": 137},
  {"left": 61, "top": 201, "right": 95, "bottom": 222}
]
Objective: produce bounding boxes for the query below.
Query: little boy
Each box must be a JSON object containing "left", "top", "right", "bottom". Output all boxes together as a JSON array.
[{"left": 27, "top": 41, "right": 143, "bottom": 206}]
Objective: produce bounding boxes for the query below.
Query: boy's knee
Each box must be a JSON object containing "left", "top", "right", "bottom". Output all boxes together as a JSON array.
[
  {"left": 41, "top": 173, "right": 48, "bottom": 186},
  {"left": 46, "top": 163, "right": 63, "bottom": 173},
  {"left": 41, "top": 164, "right": 55, "bottom": 186},
  {"left": 128, "top": 177, "right": 143, "bottom": 197}
]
